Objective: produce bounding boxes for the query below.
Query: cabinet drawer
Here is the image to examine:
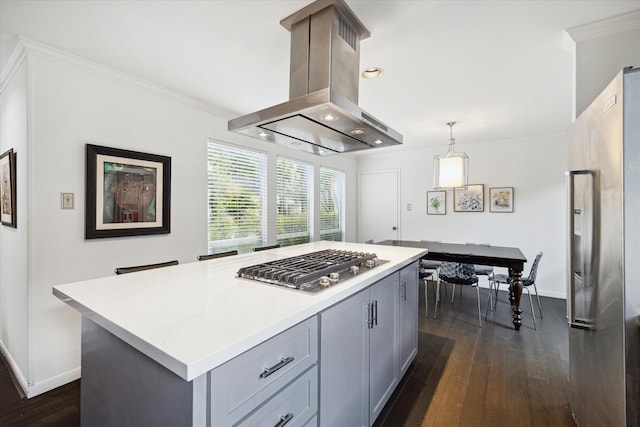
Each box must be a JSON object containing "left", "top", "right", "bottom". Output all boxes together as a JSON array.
[
  {"left": 210, "top": 316, "right": 318, "bottom": 426},
  {"left": 237, "top": 366, "right": 318, "bottom": 427}
]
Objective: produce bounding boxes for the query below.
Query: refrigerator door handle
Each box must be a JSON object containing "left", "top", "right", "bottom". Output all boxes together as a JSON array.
[{"left": 566, "top": 170, "right": 596, "bottom": 330}]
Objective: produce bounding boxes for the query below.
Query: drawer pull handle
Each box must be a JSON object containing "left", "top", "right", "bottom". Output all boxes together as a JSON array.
[
  {"left": 259, "top": 356, "right": 294, "bottom": 379},
  {"left": 274, "top": 412, "right": 294, "bottom": 427}
]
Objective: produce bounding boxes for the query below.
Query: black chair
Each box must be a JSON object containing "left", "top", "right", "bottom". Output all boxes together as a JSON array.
[
  {"left": 252, "top": 244, "right": 280, "bottom": 252},
  {"left": 115, "top": 260, "right": 178, "bottom": 275},
  {"left": 440, "top": 262, "right": 482, "bottom": 327},
  {"left": 197, "top": 250, "right": 238, "bottom": 261},
  {"left": 466, "top": 242, "right": 495, "bottom": 285},
  {"left": 486, "top": 252, "right": 543, "bottom": 329}
]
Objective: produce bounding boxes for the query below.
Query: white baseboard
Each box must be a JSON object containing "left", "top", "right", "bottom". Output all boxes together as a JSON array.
[
  {"left": 25, "top": 367, "right": 81, "bottom": 398},
  {"left": 0, "top": 339, "right": 81, "bottom": 398},
  {"left": 0, "top": 339, "right": 29, "bottom": 396},
  {"left": 471, "top": 280, "right": 566, "bottom": 300}
]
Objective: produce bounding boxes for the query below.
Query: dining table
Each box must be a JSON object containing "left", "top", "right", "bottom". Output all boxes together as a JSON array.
[{"left": 376, "top": 240, "right": 528, "bottom": 330}]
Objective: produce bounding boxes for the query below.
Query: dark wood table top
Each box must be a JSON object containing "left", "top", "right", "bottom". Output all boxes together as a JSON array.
[{"left": 376, "top": 240, "right": 527, "bottom": 271}]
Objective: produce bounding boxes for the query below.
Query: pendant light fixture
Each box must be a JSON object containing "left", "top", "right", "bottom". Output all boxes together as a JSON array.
[{"left": 433, "top": 121, "right": 469, "bottom": 189}]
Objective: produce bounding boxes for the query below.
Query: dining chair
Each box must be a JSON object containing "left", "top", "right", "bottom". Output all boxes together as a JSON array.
[
  {"left": 197, "top": 250, "right": 238, "bottom": 261},
  {"left": 466, "top": 242, "right": 495, "bottom": 286},
  {"left": 252, "top": 244, "right": 280, "bottom": 252},
  {"left": 440, "top": 261, "right": 482, "bottom": 327},
  {"left": 420, "top": 240, "right": 446, "bottom": 302},
  {"left": 115, "top": 260, "right": 179, "bottom": 275},
  {"left": 420, "top": 266, "right": 441, "bottom": 318},
  {"left": 485, "top": 252, "right": 543, "bottom": 329}
]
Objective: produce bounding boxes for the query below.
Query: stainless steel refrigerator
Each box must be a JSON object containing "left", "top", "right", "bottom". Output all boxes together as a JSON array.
[{"left": 567, "top": 66, "right": 639, "bottom": 427}]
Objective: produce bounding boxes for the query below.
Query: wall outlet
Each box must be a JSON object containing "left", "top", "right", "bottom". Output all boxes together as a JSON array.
[{"left": 407, "top": 203, "right": 412, "bottom": 211}]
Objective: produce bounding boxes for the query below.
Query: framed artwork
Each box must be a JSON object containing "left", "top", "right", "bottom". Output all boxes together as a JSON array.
[
  {"left": 454, "top": 184, "right": 484, "bottom": 212},
  {"left": 427, "top": 190, "right": 446, "bottom": 215},
  {"left": 85, "top": 144, "right": 171, "bottom": 239},
  {"left": 490, "top": 187, "right": 514, "bottom": 212},
  {"left": 0, "top": 148, "right": 17, "bottom": 228}
]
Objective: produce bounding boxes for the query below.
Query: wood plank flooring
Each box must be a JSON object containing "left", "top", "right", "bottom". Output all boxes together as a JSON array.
[
  {"left": 0, "top": 285, "right": 574, "bottom": 427},
  {"left": 375, "top": 284, "right": 576, "bottom": 427},
  {"left": 0, "top": 353, "right": 80, "bottom": 426}
]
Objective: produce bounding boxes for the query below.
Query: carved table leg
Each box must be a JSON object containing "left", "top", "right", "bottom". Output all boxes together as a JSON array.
[{"left": 509, "top": 268, "right": 523, "bottom": 331}]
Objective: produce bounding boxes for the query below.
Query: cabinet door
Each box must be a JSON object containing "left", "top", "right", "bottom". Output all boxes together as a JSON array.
[
  {"left": 369, "top": 273, "right": 399, "bottom": 422},
  {"left": 319, "top": 289, "right": 369, "bottom": 427},
  {"left": 398, "top": 262, "right": 419, "bottom": 376}
]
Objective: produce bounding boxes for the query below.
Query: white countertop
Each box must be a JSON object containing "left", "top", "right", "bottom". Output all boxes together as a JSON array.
[{"left": 53, "top": 241, "right": 427, "bottom": 381}]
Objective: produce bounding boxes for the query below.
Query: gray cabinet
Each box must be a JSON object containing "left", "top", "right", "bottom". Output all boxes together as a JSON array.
[
  {"left": 319, "top": 287, "right": 369, "bottom": 427},
  {"left": 320, "top": 267, "right": 411, "bottom": 427},
  {"left": 398, "top": 262, "right": 418, "bottom": 376},
  {"left": 369, "top": 273, "right": 400, "bottom": 421},
  {"left": 210, "top": 316, "right": 318, "bottom": 426}
]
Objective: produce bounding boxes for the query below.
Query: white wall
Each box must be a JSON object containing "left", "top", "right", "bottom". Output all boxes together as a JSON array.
[
  {"left": 569, "top": 11, "right": 640, "bottom": 116},
  {"left": 0, "top": 40, "right": 358, "bottom": 397},
  {"left": 0, "top": 50, "right": 29, "bottom": 390},
  {"left": 357, "top": 133, "right": 568, "bottom": 299}
]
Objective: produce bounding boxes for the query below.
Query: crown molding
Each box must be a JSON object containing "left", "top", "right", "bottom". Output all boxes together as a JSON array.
[
  {"left": 0, "top": 40, "right": 27, "bottom": 92},
  {"left": 566, "top": 9, "right": 640, "bottom": 42},
  {"left": 4, "top": 37, "right": 237, "bottom": 119}
]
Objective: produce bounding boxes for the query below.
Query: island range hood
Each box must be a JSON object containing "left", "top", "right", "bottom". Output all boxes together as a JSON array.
[{"left": 228, "top": 0, "right": 403, "bottom": 156}]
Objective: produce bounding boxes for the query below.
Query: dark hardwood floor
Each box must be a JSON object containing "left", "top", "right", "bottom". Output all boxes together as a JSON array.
[
  {"left": 0, "top": 354, "right": 80, "bottom": 426},
  {"left": 0, "top": 285, "right": 575, "bottom": 427},
  {"left": 375, "top": 284, "right": 576, "bottom": 427}
]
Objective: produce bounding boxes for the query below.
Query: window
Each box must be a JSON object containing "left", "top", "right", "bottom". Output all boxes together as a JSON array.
[
  {"left": 277, "top": 156, "right": 313, "bottom": 246},
  {"left": 207, "top": 141, "right": 267, "bottom": 253},
  {"left": 320, "top": 167, "right": 345, "bottom": 241}
]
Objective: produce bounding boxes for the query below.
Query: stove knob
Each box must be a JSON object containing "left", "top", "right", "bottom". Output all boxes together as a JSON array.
[
  {"left": 329, "top": 272, "right": 340, "bottom": 284},
  {"left": 366, "top": 259, "right": 375, "bottom": 269},
  {"left": 350, "top": 265, "right": 360, "bottom": 275},
  {"left": 319, "top": 276, "right": 330, "bottom": 287}
]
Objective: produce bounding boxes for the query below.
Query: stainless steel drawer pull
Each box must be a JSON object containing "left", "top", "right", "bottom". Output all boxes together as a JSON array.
[
  {"left": 373, "top": 300, "right": 378, "bottom": 326},
  {"left": 259, "top": 356, "right": 294, "bottom": 379},
  {"left": 274, "top": 412, "right": 294, "bottom": 427}
]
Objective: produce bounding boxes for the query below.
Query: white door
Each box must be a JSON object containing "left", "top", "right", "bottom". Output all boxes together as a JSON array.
[{"left": 358, "top": 170, "right": 399, "bottom": 243}]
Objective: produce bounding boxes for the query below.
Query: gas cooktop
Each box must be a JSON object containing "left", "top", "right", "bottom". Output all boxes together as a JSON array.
[{"left": 236, "top": 249, "right": 387, "bottom": 294}]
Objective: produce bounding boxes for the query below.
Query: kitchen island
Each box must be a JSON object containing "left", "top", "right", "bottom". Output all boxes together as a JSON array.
[{"left": 53, "top": 241, "right": 426, "bottom": 426}]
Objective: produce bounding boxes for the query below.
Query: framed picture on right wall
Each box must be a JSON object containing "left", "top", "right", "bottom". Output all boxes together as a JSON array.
[{"left": 489, "top": 187, "right": 514, "bottom": 212}]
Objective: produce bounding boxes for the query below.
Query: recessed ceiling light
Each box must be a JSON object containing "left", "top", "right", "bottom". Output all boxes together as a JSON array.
[
  {"left": 321, "top": 113, "right": 337, "bottom": 121},
  {"left": 350, "top": 128, "right": 365, "bottom": 135},
  {"left": 362, "top": 67, "right": 383, "bottom": 79},
  {"left": 374, "top": 139, "right": 383, "bottom": 145}
]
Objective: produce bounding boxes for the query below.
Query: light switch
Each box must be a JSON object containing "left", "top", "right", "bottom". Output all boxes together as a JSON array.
[
  {"left": 407, "top": 203, "right": 412, "bottom": 211},
  {"left": 61, "top": 192, "right": 74, "bottom": 209}
]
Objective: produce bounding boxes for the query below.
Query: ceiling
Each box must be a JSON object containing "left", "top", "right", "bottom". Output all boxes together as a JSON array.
[{"left": 1, "top": 0, "right": 639, "bottom": 153}]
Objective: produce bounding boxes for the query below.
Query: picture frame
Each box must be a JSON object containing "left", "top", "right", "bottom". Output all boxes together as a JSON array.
[
  {"left": 427, "top": 190, "right": 446, "bottom": 215},
  {"left": 0, "top": 148, "right": 17, "bottom": 228},
  {"left": 85, "top": 144, "right": 171, "bottom": 239},
  {"left": 490, "top": 187, "right": 514, "bottom": 213},
  {"left": 453, "top": 184, "right": 484, "bottom": 212}
]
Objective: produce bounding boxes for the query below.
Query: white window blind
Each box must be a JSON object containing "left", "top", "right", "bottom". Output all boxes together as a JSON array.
[
  {"left": 207, "top": 141, "right": 267, "bottom": 254},
  {"left": 277, "top": 156, "right": 313, "bottom": 246},
  {"left": 320, "top": 167, "right": 345, "bottom": 241}
]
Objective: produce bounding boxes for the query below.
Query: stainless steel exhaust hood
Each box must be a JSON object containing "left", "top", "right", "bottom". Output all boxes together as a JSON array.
[{"left": 228, "top": 0, "right": 403, "bottom": 156}]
